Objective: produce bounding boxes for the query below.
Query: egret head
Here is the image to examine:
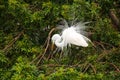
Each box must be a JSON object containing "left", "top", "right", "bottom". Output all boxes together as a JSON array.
[
  {"left": 51, "top": 34, "right": 62, "bottom": 50},
  {"left": 51, "top": 34, "right": 61, "bottom": 43}
]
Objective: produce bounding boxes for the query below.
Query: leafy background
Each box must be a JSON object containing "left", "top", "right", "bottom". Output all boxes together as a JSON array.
[{"left": 0, "top": 0, "right": 120, "bottom": 80}]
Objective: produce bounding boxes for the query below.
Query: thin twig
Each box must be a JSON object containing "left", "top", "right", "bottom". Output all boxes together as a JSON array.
[
  {"left": 109, "top": 9, "right": 120, "bottom": 31},
  {"left": 3, "top": 30, "right": 24, "bottom": 54},
  {"left": 97, "top": 47, "right": 117, "bottom": 61},
  {"left": 83, "top": 63, "right": 90, "bottom": 73},
  {"left": 100, "top": 62, "right": 120, "bottom": 73},
  {"left": 36, "top": 28, "right": 56, "bottom": 66},
  {"left": 89, "top": 63, "right": 96, "bottom": 74},
  {"left": 83, "top": 63, "right": 96, "bottom": 74},
  {"left": 46, "top": 47, "right": 59, "bottom": 61},
  {"left": 110, "top": 63, "right": 120, "bottom": 72},
  {"left": 100, "top": 41, "right": 115, "bottom": 48},
  {"left": 31, "top": 28, "right": 56, "bottom": 65},
  {"left": 94, "top": 41, "right": 106, "bottom": 50}
]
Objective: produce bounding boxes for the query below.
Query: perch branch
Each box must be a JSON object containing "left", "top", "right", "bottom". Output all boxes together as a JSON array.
[
  {"left": 36, "top": 28, "right": 56, "bottom": 66},
  {"left": 3, "top": 30, "right": 24, "bottom": 54}
]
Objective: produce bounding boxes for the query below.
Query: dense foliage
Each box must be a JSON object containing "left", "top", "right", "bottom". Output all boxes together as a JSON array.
[{"left": 0, "top": 0, "right": 120, "bottom": 80}]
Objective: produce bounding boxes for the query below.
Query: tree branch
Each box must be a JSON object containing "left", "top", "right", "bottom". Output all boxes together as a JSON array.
[
  {"left": 3, "top": 30, "right": 24, "bottom": 54},
  {"left": 109, "top": 9, "right": 120, "bottom": 31}
]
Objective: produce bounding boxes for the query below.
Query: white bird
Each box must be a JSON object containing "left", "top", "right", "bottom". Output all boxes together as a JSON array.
[{"left": 51, "top": 21, "right": 91, "bottom": 49}]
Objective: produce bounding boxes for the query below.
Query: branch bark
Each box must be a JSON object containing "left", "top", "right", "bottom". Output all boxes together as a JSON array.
[
  {"left": 36, "top": 28, "right": 56, "bottom": 66},
  {"left": 3, "top": 30, "right": 24, "bottom": 54},
  {"left": 109, "top": 9, "right": 120, "bottom": 31}
]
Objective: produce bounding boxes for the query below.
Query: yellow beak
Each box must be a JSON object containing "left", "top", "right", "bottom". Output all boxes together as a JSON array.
[{"left": 51, "top": 42, "right": 55, "bottom": 51}]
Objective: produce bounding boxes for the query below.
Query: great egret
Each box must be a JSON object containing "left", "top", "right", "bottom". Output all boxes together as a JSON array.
[{"left": 51, "top": 21, "right": 91, "bottom": 49}]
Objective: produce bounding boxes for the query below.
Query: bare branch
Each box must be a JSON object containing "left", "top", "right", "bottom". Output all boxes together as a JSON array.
[
  {"left": 3, "top": 30, "right": 24, "bottom": 54},
  {"left": 109, "top": 9, "right": 120, "bottom": 31},
  {"left": 110, "top": 63, "right": 120, "bottom": 72},
  {"left": 36, "top": 28, "right": 56, "bottom": 66},
  {"left": 89, "top": 63, "right": 97, "bottom": 74}
]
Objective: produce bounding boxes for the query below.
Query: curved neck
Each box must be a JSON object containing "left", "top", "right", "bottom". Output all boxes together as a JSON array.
[{"left": 55, "top": 37, "right": 65, "bottom": 49}]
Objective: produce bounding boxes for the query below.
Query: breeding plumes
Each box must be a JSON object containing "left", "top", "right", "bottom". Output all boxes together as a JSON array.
[{"left": 51, "top": 20, "right": 91, "bottom": 49}]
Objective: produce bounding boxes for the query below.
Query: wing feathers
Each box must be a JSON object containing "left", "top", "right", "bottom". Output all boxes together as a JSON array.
[{"left": 69, "top": 33, "right": 88, "bottom": 47}]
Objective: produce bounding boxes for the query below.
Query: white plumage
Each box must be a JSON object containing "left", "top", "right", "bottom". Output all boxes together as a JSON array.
[{"left": 51, "top": 21, "right": 91, "bottom": 49}]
